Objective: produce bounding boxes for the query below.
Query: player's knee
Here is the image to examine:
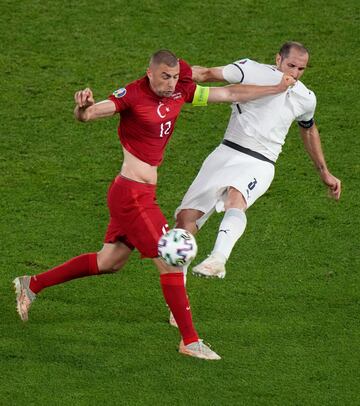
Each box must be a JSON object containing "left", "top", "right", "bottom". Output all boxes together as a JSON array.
[
  {"left": 97, "top": 254, "right": 120, "bottom": 273},
  {"left": 97, "top": 261, "right": 119, "bottom": 273},
  {"left": 176, "top": 210, "right": 188, "bottom": 227},
  {"left": 96, "top": 243, "right": 131, "bottom": 273},
  {"left": 161, "top": 263, "right": 182, "bottom": 274},
  {"left": 153, "top": 257, "right": 184, "bottom": 275}
]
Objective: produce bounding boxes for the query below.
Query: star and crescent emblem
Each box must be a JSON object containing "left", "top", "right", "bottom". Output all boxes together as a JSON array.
[{"left": 157, "top": 102, "right": 170, "bottom": 118}]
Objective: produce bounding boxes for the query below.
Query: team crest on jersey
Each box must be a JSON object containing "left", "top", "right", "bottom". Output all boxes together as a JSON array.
[{"left": 113, "top": 88, "right": 127, "bottom": 98}]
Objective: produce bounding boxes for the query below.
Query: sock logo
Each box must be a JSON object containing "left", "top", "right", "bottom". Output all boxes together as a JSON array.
[{"left": 219, "top": 229, "right": 230, "bottom": 234}]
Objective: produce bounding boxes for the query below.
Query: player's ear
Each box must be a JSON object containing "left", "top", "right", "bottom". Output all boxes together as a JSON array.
[
  {"left": 146, "top": 67, "right": 152, "bottom": 80},
  {"left": 275, "top": 53, "right": 281, "bottom": 68}
]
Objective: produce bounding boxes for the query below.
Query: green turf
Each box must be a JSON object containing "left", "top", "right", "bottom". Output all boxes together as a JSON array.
[{"left": 1, "top": 0, "right": 359, "bottom": 404}]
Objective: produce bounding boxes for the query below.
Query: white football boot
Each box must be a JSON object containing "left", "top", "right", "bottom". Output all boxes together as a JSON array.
[
  {"left": 192, "top": 253, "right": 226, "bottom": 279},
  {"left": 179, "top": 339, "right": 221, "bottom": 360},
  {"left": 13, "top": 276, "right": 36, "bottom": 321}
]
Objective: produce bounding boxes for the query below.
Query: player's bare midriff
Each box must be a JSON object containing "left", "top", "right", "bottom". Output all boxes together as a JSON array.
[{"left": 120, "top": 147, "right": 158, "bottom": 184}]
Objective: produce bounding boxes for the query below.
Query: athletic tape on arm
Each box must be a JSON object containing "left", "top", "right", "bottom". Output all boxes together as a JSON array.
[{"left": 192, "top": 85, "right": 210, "bottom": 106}]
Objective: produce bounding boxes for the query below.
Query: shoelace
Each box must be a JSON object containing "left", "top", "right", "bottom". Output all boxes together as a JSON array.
[
  {"left": 20, "top": 294, "right": 29, "bottom": 307},
  {"left": 197, "top": 340, "right": 214, "bottom": 354}
]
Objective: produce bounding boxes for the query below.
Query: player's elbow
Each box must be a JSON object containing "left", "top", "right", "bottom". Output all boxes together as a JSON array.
[
  {"left": 228, "top": 87, "right": 247, "bottom": 103},
  {"left": 208, "top": 87, "right": 235, "bottom": 104}
]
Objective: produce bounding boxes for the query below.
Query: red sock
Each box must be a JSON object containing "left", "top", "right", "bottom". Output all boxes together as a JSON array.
[
  {"left": 160, "top": 272, "right": 199, "bottom": 345},
  {"left": 29, "top": 253, "right": 99, "bottom": 294}
]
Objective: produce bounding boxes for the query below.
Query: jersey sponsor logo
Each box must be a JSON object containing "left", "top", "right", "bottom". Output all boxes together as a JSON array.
[
  {"left": 157, "top": 102, "right": 170, "bottom": 118},
  {"left": 238, "top": 59, "right": 248, "bottom": 64},
  {"left": 113, "top": 88, "right": 127, "bottom": 98}
]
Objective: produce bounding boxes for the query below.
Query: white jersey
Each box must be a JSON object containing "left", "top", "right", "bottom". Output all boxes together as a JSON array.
[{"left": 222, "top": 59, "right": 316, "bottom": 162}]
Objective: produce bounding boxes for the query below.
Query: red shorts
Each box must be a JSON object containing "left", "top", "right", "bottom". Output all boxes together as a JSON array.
[{"left": 104, "top": 176, "right": 169, "bottom": 258}]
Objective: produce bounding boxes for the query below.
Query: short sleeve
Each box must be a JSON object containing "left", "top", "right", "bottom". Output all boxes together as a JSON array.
[
  {"left": 296, "top": 91, "right": 317, "bottom": 125},
  {"left": 179, "top": 59, "right": 196, "bottom": 103},
  {"left": 222, "top": 59, "right": 247, "bottom": 83},
  {"left": 223, "top": 59, "right": 281, "bottom": 85},
  {"left": 108, "top": 83, "right": 135, "bottom": 113}
]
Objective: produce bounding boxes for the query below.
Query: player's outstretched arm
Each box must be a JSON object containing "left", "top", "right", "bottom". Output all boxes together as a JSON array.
[
  {"left": 192, "top": 66, "right": 225, "bottom": 83},
  {"left": 206, "top": 74, "right": 295, "bottom": 103},
  {"left": 74, "top": 88, "right": 116, "bottom": 122},
  {"left": 300, "top": 125, "right": 341, "bottom": 200}
]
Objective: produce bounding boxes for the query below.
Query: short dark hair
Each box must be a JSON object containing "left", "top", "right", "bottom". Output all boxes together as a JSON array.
[
  {"left": 150, "top": 49, "right": 178, "bottom": 67},
  {"left": 279, "top": 41, "right": 309, "bottom": 59}
]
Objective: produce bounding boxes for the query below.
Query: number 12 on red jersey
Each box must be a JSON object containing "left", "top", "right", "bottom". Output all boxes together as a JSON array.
[{"left": 160, "top": 121, "right": 172, "bottom": 137}]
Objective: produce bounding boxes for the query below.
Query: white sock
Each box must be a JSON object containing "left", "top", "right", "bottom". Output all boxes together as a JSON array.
[{"left": 212, "top": 208, "right": 247, "bottom": 261}]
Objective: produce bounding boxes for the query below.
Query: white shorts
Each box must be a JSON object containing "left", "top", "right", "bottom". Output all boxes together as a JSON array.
[{"left": 175, "top": 144, "right": 275, "bottom": 225}]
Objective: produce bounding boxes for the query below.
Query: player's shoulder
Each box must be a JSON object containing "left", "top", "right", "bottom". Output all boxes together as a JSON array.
[
  {"left": 233, "top": 58, "right": 274, "bottom": 69},
  {"left": 179, "top": 58, "right": 190, "bottom": 69},
  {"left": 178, "top": 59, "right": 192, "bottom": 79},
  {"left": 113, "top": 77, "right": 140, "bottom": 93},
  {"left": 177, "top": 59, "right": 196, "bottom": 99},
  {"left": 293, "top": 80, "right": 316, "bottom": 101},
  {"left": 231, "top": 58, "right": 258, "bottom": 69},
  {"left": 234, "top": 59, "right": 282, "bottom": 77},
  {"left": 110, "top": 77, "right": 145, "bottom": 106},
  {"left": 127, "top": 77, "right": 145, "bottom": 90}
]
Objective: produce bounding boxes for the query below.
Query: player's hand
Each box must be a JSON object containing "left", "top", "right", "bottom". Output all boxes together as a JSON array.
[
  {"left": 278, "top": 74, "right": 296, "bottom": 91},
  {"left": 321, "top": 171, "right": 341, "bottom": 200},
  {"left": 74, "top": 88, "right": 95, "bottom": 108}
]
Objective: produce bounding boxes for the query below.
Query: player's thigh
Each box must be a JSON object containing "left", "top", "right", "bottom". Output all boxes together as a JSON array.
[
  {"left": 97, "top": 242, "right": 132, "bottom": 272},
  {"left": 225, "top": 158, "right": 275, "bottom": 209},
  {"left": 176, "top": 146, "right": 229, "bottom": 215},
  {"left": 128, "top": 204, "right": 169, "bottom": 259}
]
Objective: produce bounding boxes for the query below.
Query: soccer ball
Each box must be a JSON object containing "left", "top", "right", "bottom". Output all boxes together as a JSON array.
[{"left": 158, "top": 228, "right": 198, "bottom": 267}]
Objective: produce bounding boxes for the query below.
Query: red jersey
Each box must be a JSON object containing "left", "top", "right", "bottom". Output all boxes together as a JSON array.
[{"left": 108, "top": 59, "right": 196, "bottom": 166}]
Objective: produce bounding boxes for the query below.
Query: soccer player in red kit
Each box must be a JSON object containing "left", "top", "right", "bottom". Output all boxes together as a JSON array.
[{"left": 13, "top": 50, "right": 294, "bottom": 360}]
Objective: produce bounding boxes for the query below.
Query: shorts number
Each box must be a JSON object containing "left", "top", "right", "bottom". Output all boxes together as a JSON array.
[
  {"left": 248, "top": 178, "right": 257, "bottom": 190},
  {"left": 160, "top": 121, "right": 171, "bottom": 137}
]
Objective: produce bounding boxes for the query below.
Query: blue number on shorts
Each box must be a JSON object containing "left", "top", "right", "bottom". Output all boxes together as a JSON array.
[{"left": 248, "top": 178, "right": 257, "bottom": 190}]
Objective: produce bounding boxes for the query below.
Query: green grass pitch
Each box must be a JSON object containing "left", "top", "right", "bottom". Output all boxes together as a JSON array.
[{"left": 1, "top": 0, "right": 359, "bottom": 404}]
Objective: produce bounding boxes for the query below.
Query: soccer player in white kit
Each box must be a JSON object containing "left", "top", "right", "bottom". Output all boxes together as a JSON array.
[{"left": 175, "top": 41, "right": 341, "bottom": 279}]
